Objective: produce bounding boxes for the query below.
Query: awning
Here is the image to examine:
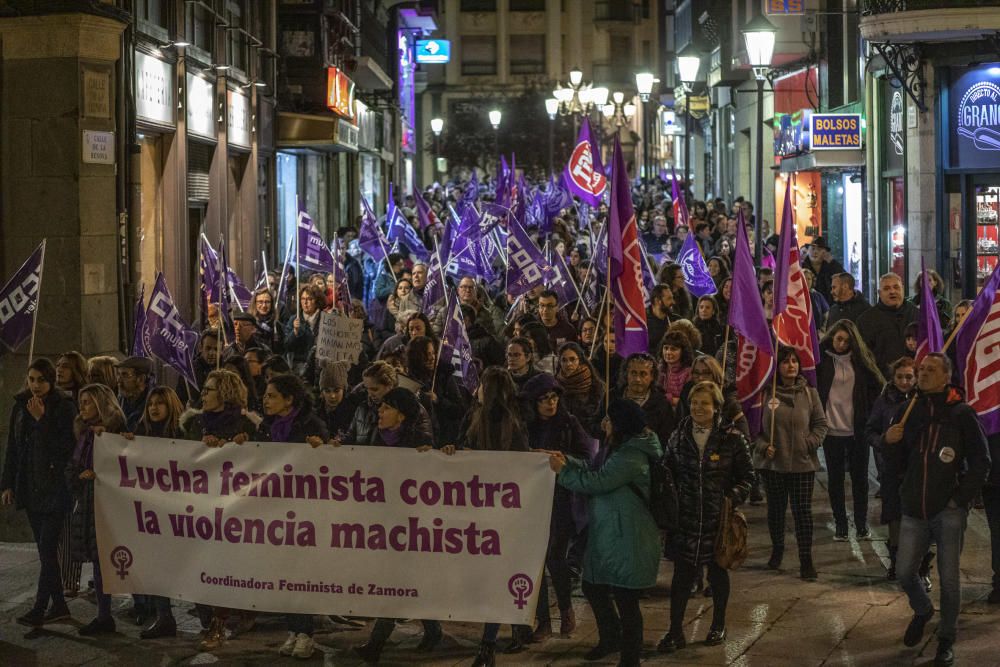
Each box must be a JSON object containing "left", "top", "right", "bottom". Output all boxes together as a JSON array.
[
  {"left": 352, "top": 56, "right": 392, "bottom": 91},
  {"left": 776, "top": 150, "right": 864, "bottom": 174},
  {"left": 277, "top": 112, "right": 358, "bottom": 152}
]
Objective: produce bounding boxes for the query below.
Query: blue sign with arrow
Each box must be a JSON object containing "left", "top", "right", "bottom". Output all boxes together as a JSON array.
[{"left": 415, "top": 39, "right": 450, "bottom": 64}]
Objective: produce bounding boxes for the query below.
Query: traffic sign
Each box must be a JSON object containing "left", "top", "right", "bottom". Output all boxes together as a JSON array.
[{"left": 415, "top": 39, "right": 450, "bottom": 64}]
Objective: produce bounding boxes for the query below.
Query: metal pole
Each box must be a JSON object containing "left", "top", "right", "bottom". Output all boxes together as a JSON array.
[
  {"left": 683, "top": 111, "right": 690, "bottom": 201},
  {"left": 754, "top": 76, "right": 764, "bottom": 264},
  {"left": 549, "top": 117, "right": 554, "bottom": 175},
  {"left": 644, "top": 101, "right": 651, "bottom": 182}
]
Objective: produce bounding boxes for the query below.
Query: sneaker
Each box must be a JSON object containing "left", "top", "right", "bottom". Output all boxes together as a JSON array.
[
  {"left": 291, "top": 633, "right": 315, "bottom": 659},
  {"left": 800, "top": 562, "right": 818, "bottom": 581},
  {"left": 833, "top": 527, "right": 849, "bottom": 542},
  {"left": 856, "top": 527, "right": 872, "bottom": 540},
  {"left": 279, "top": 632, "right": 298, "bottom": 656},
  {"left": 903, "top": 609, "right": 934, "bottom": 647},
  {"left": 934, "top": 637, "right": 955, "bottom": 666}
]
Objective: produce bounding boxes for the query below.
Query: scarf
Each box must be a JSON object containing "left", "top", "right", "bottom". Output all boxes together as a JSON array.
[
  {"left": 201, "top": 406, "right": 244, "bottom": 437},
  {"left": 269, "top": 407, "right": 301, "bottom": 443},
  {"left": 557, "top": 364, "right": 593, "bottom": 399},
  {"left": 380, "top": 425, "right": 403, "bottom": 447},
  {"left": 73, "top": 427, "right": 96, "bottom": 468},
  {"left": 658, "top": 362, "right": 691, "bottom": 403}
]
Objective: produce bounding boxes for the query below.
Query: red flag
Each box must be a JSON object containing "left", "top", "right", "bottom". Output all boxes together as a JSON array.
[
  {"left": 607, "top": 135, "right": 648, "bottom": 357},
  {"left": 773, "top": 178, "right": 818, "bottom": 378}
]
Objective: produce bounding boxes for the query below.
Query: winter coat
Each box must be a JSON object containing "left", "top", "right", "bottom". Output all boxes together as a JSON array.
[
  {"left": 412, "top": 360, "right": 469, "bottom": 446},
  {"left": 183, "top": 409, "right": 258, "bottom": 443},
  {"left": 817, "top": 350, "right": 884, "bottom": 439},
  {"left": 907, "top": 292, "right": 953, "bottom": 331},
  {"left": 66, "top": 418, "right": 124, "bottom": 563},
  {"left": 343, "top": 394, "right": 434, "bottom": 448},
  {"left": 365, "top": 411, "right": 435, "bottom": 449},
  {"left": 317, "top": 394, "right": 361, "bottom": 440},
  {"left": 613, "top": 389, "right": 677, "bottom": 452},
  {"left": 676, "top": 383, "right": 750, "bottom": 441},
  {"left": 283, "top": 311, "right": 321, "bottom": 368},
  {"left": 856, "top": 300, "right": 919, "bottom": 375},
  {"left": 557, "top": 376, "right": 607, "bottom": 439},
  {"left": 556, "top": 430, "right": 664, "bottom": 589},
  {"left": 467, "top": 322, "right": 505, "bottom": 368},
  {"left": 119, "top": 385, "right": 152, "bottom": 433},
  {"left": 887, "top": 386, "right": 991, "bottom": 519},
  {"left": 754, "top": 377, "right": 829, "bottom": 473},
  {"left": 2, "top": 390, "right": 77, "bottom": 514},
  {"left": 864, "top": 384, "right": 912, "bottom": 524},
  {"left": 176, "top": 356, "right": 213, "bottom": 406},
  {"left": 256, "top": 407, "right": 330, "bottom": 444},
  {"left": 826, "top": 291, "right": 870, "bottom": 327},
  {"left": 664, "top": 418, "right": 755, "bottom": 565},
  {"left": 694, "top": 318, "right": 724, "bottom": 356}
]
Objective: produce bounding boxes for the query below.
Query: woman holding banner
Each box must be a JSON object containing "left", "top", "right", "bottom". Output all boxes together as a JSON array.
[
  {"left": 66, "top": 383, "right": 125, "bottom": 636},
  {"left": 548, "top": 399, "right": 663, "bottom": 667},
  {"left": 2, "top": 359, "right": 78, "bottom": 629},
  {"left": 257, "top": 373, "right": 329, "bottom": 659}
]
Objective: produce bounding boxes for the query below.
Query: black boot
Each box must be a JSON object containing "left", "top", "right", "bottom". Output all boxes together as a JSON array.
[
  {"left": 887, "top": 545, "right": 897, "bottom": 581},
  {"left": 353, "top": 638, "right": 386, "bottom": 664},
  {"left": 767, "top": 547, "right": 783, "bottom": 570},
  {"left": 470, "top": 641, "right": 496, "bottom": 667},
  {"left": 800, "top": 556, "right": 818, "bottom": 581}
]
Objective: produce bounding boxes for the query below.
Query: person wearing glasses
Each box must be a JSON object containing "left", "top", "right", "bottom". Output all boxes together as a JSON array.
[
  {"left": 506, "top": 337, "right": 542, "bottom": 390},
  {"left": 537, "top": 290, "right": 578, "bottom": 352},
  {"left": 114, "top": 357, "right": 154, "bottom": 433}
]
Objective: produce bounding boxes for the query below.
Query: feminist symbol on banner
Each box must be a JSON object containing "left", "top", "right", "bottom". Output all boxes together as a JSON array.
[
  {"left": 568, "top": 142, "right": 607, "bottom": 198},
  {"left": 111, "top": 545, "right": 134, "bottom": 580},
  {"left": 507, "top": 573, "right": 533, "bottom": 609}
]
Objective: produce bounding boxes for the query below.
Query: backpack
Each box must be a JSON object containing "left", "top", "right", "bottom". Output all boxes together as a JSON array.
[
  {"left": 714, "top": 495, "right": 749, "bottom": 569},
  {"left": 629, "top": 452, "right": 679, "bottom": 532}
]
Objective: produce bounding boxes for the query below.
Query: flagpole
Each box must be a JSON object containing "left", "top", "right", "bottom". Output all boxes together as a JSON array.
[
  {"left": 431, "top": 235, "right": 449, "bottom": 313},
  {"left": 721, "top": 324, "right": 731, "bottom": 380},
  {"left": 26, "top": 240, "right": 46, "bottom": 365},
  {"left": 261, "top": 251, "right": 269, "bottom": 290},
  {"left": 295, "top": 197, "right": 301, "bottom": 324},
  {"left": 217, "top": 235, "right": 226, "bottom": 371},
  {"left": 898, "top": 322, "right": 962, "bottom": 428},
  {"left": 766, "top": 373, "right": 778, "bottom": 454},
  {"left": 572, "top": 261, "right": 595, "bottom": 321},
  {"left": 604, "top": 241, "right": 612, "bottom": 412}
]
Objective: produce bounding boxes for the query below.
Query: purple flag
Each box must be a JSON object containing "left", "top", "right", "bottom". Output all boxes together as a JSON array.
[
  {"left": 297, "top": 207, "right": 335, "bottom": 274},
  {"left": 546, "top": 247, "right": 577, "bottom": 306},
  {"left": 443, "top": 293, "right": 479, "bottom": 394},
  {"left": 592, "top": 220, "right": 608, "bottom": 278},
  {"left": 670, "top": 166, "right": 690, "bottom": 230},
  {"left": 544, "top": 173, "right": 573, "bottom": 218},
  {"left": 422, "top": 246, "right": 448, "bottom": 315},
  {"left": 478, "top": 202, "right": 507, "bottom": 235},
  {"left": 639, "top": 245, "right": 657, "bottom": 298},
  {"left": 142, "top": 273, "right": 199, "bottom": 388},
  {"left": 199, "top": 235, "right": 223, "bottom": 303},
  {"left": 496, "top": 155, "right": 510, "bottom": 205},
  {"left": 447, "top": 207, "right": 485, "bottom": 278},
  {"left": 728, "top": 209, "right": 775, "bottom": 401},
  {"left": 677, "top": 231, "right": 717, "bottom": 297},
  {"left": 506, "top": 215, "right": 554, "bottom": 297},
  {"left": 359, "top": 195, "right": 390, "bottom": 263},
  {"left": 414, "top": 190, "right": 436, "bottom": 231},
  {"left": 563, "top": 118, "right": 607, "bottom": 207},
  {"left": 955, "top": 260, "right": 1000, "bottom": 435},
  {"left": 132, "top": 284, "right": 149, "bottom": 358},
  {"left": 607, "top": 136, "right": 647, "bottom": 358},
  {"left": 0, "top": 242, "right": 43, "bottom": 353},
  {"left": 386, "top": 184, "right": 429, "bottom": 261},
  {"left": 915, "top": 257, "right": 944, "bottom": 367}
]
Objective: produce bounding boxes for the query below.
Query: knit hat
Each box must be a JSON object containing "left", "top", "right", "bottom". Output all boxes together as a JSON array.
[
  {"left": 380, "top": 387, "right": 423, "bottom": 422},
  {"left": 520, "top": 373, "right": 562, "bottom": 402},
  {"left": 319, "top": 360, "right": 350, "bottom": 391},
  {"left": 607, "top": 398, "right": 647, "bottom": 440}
]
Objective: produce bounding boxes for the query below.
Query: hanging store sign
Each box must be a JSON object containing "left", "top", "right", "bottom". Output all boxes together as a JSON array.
[
  {"left": 186, "top": 72, "right": 217, "bottom": 140},
  {"left": 326, "top": 67, "right": 356, "bottom": 121},
  {"left": 951, "top": 64, "right": 1000, "bottom": 169},
  {"left": 135, "top": 51, "right": 175, "bottom": 127},
  {"left": 808, "top": 113, "right": 862, "bottom": 150},
  {"left": 415, "top": 39, "right": 450, "bottom": 64},
  {"left": 765, "top": 0, "right": 805, "bottom": 14},
  {"left": 227, "top": 88, "right": 251, "bottom": 150}
]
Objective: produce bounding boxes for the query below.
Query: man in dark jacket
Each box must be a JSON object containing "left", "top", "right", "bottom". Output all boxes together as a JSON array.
[
  {"left": 826, "top": 272, "right": 870, "bottom": 326},
  {"left": 615, "top": 353, "right": 676, "bottom": 448},
  {"left": 884, "top": 353, "right": 990, "bottom": 667},
  {"left": 805, "top": 237, "right": 844, "bottom": 302},
  {"left": 177, "top": 329, "right": 219, "bottom": 406},
  {"left": 646, "top": 285, "right": 673, "bottom": 353},
  {"left": 116, "top": 357, "right": 154, "bottom": 432},
  {"left": 857, "top": 273, "right": 918, "bottom": 375}
]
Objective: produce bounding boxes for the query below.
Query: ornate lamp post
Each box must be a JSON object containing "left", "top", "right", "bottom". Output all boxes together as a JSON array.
[{"left": 742, "top": 13, "right": 778, "bottom": 262}]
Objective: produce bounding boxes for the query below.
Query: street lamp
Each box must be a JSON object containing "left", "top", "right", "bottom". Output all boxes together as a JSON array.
[
  {"left": 489, "top": 109, "right": 501, "bottom": 156},
  {"left": 677, "top": 44, "right": 702, "bottom": 202},
  {"left": 553, "top": 67, "right": 604, "bottom": 138},
  {"left": 742, "top": 13, "right": 778, "bottom": 263},
  {"left": 545, "top": 98, "right": 559, "bottom": 174},
  {"left": 635, "top": 71, "right": 657, "bottom": 180},
  {"left": 430, "top": 118, "right": 444, "bottom": 177}
]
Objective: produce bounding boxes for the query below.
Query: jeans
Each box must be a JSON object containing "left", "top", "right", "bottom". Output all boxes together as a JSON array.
[
  {"left": 982, "top": 486, "right": 1000, "bottom": 588},
  {"left": 536, "top": 513, "right": 576, "bottom": 624},
  {"left": 287, "top": 614, "right": 314, "bottom": 636},
  {"left": 897, "top": 507, "right": 967, "bottom": 641},
  {"left": 670, "top": 560, "right": 730, "bottom": 633},
  {"left": 824, "top": 435, "right": 870, "bottom": 530},
  {"left": 26, "top": 510, "right": 66, "bottom": 612},
  {"left": 582, "top": 580, "right": 643, "bottom": 666}
]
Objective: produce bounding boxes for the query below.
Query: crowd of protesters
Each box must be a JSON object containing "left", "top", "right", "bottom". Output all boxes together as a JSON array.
[{"left": 2, "top": 171, "right": 996, "bottom": 667}]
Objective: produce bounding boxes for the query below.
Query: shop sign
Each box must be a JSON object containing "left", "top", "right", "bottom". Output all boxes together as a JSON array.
[
  {"left": 765, "top": 0, "right": 805, "bottom": 14},
  {"left": 773, "top": 111, "right": 805, "bottom": 158},
  {"left": 326, "top": 67, "right": 356, "bottom": 121},
  {"left": 135, "top": 51, "right": 175, "bottom": 127},
  {"left": 884, "top": 84, "right": 904, "bottom": 172},
  {"left": 415, "top": 39, "right": 450, "bottom": 64},
  {"left": 336, "top": 119, "right": 359, "bottom": 152},
  {"left": 808, "top": 113, "right": 862, "bottom": 150},
  {"left": 82, "top": 130, "right": 115, "bottom": 164},
  {"left": 186, "top": 72, "right": 217, "bottom": 140},
  {"left": 227, "top": 89, "right": 251, "bottom": 149},
  {"left": 951, "top": 64, "right": 1000, "bottom": 169},
  {"left": 398, "top": 30, "right": 416, "bottom": 154}
]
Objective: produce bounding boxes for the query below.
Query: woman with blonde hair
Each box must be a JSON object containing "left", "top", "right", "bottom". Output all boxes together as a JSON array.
[
  {"left": 66, "top": 383, "right": 125, "bottom": 635},
  {"left": 85, "top": 355, "right": 118, "bottom": 389}
]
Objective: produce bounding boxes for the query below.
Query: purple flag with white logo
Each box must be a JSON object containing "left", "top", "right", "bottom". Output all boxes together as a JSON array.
[
  {"left": 443, "top": 293, "right": 479, "bottom": 394},
  {"left": 915, "top": 257, "right": 944, "bottom": 367},
  {"left": 359, "top": 195, "right": 390, "bottom": 264},
  {"left": 142, "top": 273, "right": 199, "bottom": 388},
  {"left": 414, "top": 190, "right": 436, "bottom": 230},
  {"left": 386, "top": 184, "right": 429, "bottom": 261},
  {"left": 422, "top": 246, "right": 448, "bottom": 315},
  {"left": 297, "top": 207, "right": 336, "bottom": 274},
  {"left": 955, "top": 260, "right": 1000, "bottom": 435},
  {"left": 506, "top": 215, "right": 554, "bottom": 298},
  {"left": 677, "top": 231, "right": 717, "bottom": 297},
  {"left": 546, "top": 247, "right": 577, "bottom": 306},
  {"left": 0, "top": 242, "right": 43, "bottom": 353},
  {"left": 563, "top": 118, "right": 607, "bottom": 207},
  {"left": 132, "top": 283, "right": 149, "bottom": 358},
  {"left": 448, "top": 207, "right": 485, "bottom": 278},
  {"left": 478, "top": 202, "right": 507, "bottom": 235}
]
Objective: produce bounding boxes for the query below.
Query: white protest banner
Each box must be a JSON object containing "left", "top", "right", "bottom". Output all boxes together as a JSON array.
[
  {"left": 315, "top": 311, "right": 364, "bottom": 363},
  {"left": 94, "top": 434, "right": 554, "bottom": 624}
]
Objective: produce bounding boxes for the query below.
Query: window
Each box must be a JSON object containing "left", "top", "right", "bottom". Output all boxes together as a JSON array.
[
  {"left": 510, "top": 0, "right": 545, "bottom": 10},
  {"left": 461, "top": 36, "right": 497, "bottom": 75},
  {"left": 461, "top": 0, "right": 496, "bottom": 11},
  {"left": 510, "top": 35, "right": 545, "bottom": 75},
  {"left": 186, "top": 1, "right": 214, "bottom": 54},
  {"left": 137, "top": 0, "right": 168, "bottom": 27},
  {"left": 228, "top": 1, "right": 248, "bottom": 73}
]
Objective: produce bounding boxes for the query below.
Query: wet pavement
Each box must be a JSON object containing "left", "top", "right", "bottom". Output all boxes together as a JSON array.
[{"left": 1, "top": 466, "right": 997, "bottom": 666}]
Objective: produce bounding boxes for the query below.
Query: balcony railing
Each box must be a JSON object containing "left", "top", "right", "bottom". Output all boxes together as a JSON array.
[{"left": 863, "top": 0, "right": 999, "bottom": 14}]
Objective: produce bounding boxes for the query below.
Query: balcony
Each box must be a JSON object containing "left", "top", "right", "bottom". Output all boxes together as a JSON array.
[
  {"left": 860, "top": 0, "right": 1000, "bottom": 42},
  {"left": 595, "top": 1, "right": 634, "bottom": 22}
]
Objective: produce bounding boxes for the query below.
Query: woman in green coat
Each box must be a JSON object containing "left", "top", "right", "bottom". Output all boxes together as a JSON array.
[{"left": 548, "top": 398, "right": 662, "bottom": 667}]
